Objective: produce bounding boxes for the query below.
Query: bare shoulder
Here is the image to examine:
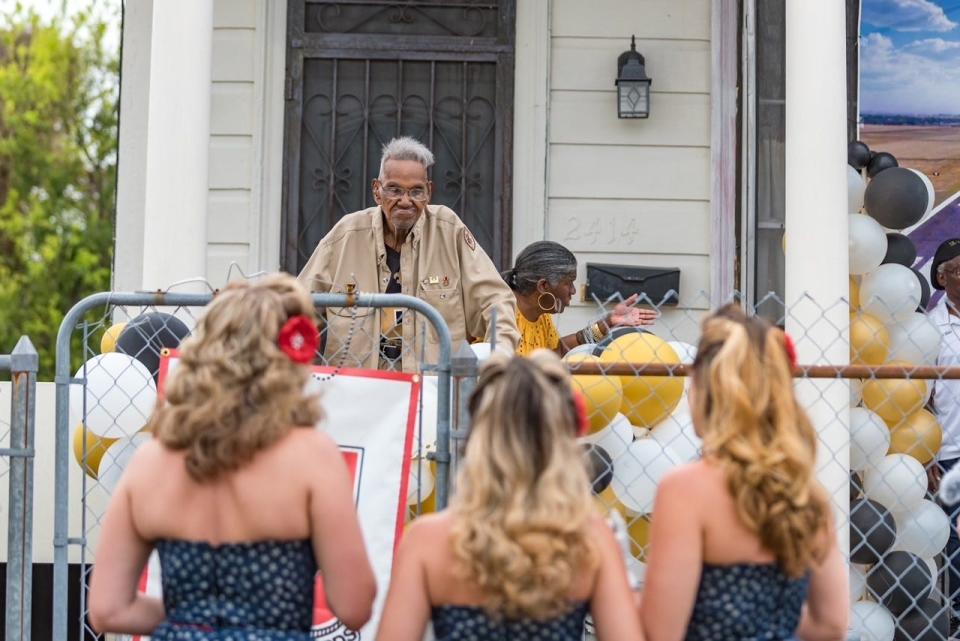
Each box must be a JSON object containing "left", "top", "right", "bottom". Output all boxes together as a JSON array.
[
  {"left": 401, "top": 512, "right": 454, "bottom": 554},
  {"left": 278, "top": 428, "right": 344, "bottom": 469},
  {"left": 122, "top": 438, "right": 183, "bottom": 488},
  {"left": 660, "top": 460, "right": 715, "bottom": 489}
]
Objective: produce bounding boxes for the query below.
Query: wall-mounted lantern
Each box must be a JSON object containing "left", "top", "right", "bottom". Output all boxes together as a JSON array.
[{"left": 616, "top": 35, "right": 652, "bottom": 119}]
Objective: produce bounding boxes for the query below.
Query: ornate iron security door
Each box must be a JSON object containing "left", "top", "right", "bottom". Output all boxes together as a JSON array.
[{"left": 282, "top": 0, "right": 516, "bottom": 273}]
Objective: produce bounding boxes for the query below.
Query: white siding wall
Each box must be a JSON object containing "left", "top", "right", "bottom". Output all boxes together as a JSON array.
[
  {"left": 206, "top": 0, "right": 259, "bottom": 284},
  {"left": 545, "top": 0, "right": 712, "bottom": 341}
]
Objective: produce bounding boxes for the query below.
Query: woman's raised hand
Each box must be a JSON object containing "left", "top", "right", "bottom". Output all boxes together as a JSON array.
[{"left": 607, "top": 294, "right": 658, "bottom": 328}]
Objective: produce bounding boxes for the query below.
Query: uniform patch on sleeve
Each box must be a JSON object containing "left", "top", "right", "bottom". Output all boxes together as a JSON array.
[{"left": 463, "top": 229, "right": 477, "bottom": 251}]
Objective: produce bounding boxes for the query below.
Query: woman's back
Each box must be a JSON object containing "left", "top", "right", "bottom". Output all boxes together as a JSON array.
[
  {"left": 640, "top": 305, "right": 848, "bottom": 641},
  {"left": 376, "top": 352, "right": 643, "bottom": 641},
  {"left": 102, "top": 428, "right": 373, "bottom": 640},
  {"left": 127, "top": 428, "right": 324, "bottom": 545},
  {"left": 88, "top": 274, "right": 377, "bottom": 639},
  {"left": 410, "top": 513, "right": 596, "bottom": 641},
  {"left": 664, "top": 462, "right": 810, "bottom": 641}
]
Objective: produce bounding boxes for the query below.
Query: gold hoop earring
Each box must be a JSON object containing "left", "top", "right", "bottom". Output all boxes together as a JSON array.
[{"left": 537, "top": 292, "right": 558, "bottom": 312}]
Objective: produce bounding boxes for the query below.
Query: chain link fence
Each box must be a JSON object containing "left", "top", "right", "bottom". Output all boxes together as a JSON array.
[
  {"left": 447, "top": 290, "right": 960, "bottom": 641},
  {"left": 44, "top": 282, "right": 960, "bottom": 640},
  {"left": 51, "top": 290, "right": 452, "bottom": 641},
  {"left": 1, "top": 337, "right": 39, "bottom": 641}
]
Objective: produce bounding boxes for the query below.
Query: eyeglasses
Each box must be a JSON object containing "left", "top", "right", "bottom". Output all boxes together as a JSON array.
[
  {"left": 379, "top": 184, "right": 428, "bottom": 202},
  {"left": 943, "top": 266, "right": 960, "bottom": 278}
]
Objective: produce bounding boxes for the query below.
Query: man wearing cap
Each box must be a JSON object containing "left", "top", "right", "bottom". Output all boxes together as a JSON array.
[
  {"left": 926, "top": 238, "right": 960, "bottom": 624},
  {"left": 298, "top": 136, "right": 519, "bottom": 371}
]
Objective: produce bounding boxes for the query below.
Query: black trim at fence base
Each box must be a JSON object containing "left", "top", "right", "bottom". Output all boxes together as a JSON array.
[{"left": 0, "top": 563, "right": 95, "bottom": 641}]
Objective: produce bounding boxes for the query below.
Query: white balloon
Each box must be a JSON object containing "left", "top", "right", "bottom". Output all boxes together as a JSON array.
[
  {"left": 650, "top": 412, "right": 701, "bottom": 464},
  {"left": 850, "top": 564, "right": 867, "bottom": 602},
  {"left": 908, "top": 168, "right": 935, "bottom": 217},
  {"left": 851, "top": 379, "right": 863, "bottom": 407},
  {"left": 886, "top": 312, "right": 943, "bottom": 365},
  {"left": 98, "top": 432, "right": 152, "bottom": 493},
  {"left": 69, "top": 353, "right": 157, "bottom": 438},
  {"left": 849, "top": 165, "right": 867, "bottom": 213},
  {"left": 861, "top": 263, "right": 923, "bottom": 323},
  {"left": 863, "top": 454, "right": 927, "bottom": 513},
  {"left": 849, "top": 214, "right": 889, "bottom": 275},
  {"left": 611, "top": 438, "right": 680, "bottom": 514},
  {"left": 850, "top": 408, "right": 891, "bottom": 472},
  {"left": 892, "top": 499, "right": 950, "bottom": 559},
  {"left": 406, "top": 457, "right": 435, "bottom": 505},
  {"left": 850, "top": 601, "right": 895, "bottom": 641},
  {"left": 582, "top": 413, "right": 634, "bottom": 462}
]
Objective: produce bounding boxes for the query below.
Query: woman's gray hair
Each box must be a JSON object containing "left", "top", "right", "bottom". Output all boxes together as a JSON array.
[
  {"left": 379, "top": 137, "right": 435, "bottom": 179},
  {"left": 501, "top": 241, "right": 578, "bottom": 294}
]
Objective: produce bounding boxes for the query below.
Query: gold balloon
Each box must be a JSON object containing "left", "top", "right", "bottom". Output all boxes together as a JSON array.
[
  {"left": 626, "top": 514, "right": 652, "bottom": 561},
  {"left": 862, "top": 362, "right": 929, "bottom": 426},
  {"left": 594, "top": 484, "right": 631, "bottom": 519},
  {"left": 100, "top": 322, "right": 126, "bottom": 354},
  {"left": 888, "top": 409, "right": 942, "bottom": 465},
  {"left": 566, "top": 353, "right": 623, "bottom": 434},
  {"left": 850, "top": 312, "right": 890, "bottom": 366},
  {"left": 850, "top": 276, "right": 861, "bottom": 310},
  {"left": 72, "top": 423, "right": 117, "bottom": 479},
  {"left": 599, "top": 333, "right": 683, "bottom": 427}
]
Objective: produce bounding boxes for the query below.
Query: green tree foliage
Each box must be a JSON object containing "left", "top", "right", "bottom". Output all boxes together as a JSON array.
[{"left": 0, "top": 4, "right": 117, "bottom": 377}]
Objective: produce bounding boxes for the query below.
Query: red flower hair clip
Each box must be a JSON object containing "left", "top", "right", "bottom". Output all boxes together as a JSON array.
[
  {"left": 278, "top": 315, "right": 319, "bottom": 364},
  {"left": 572, "top": 390, "right": 590, "bottom": 437},
  {"left": 782, "top": 332, "right": 798, "bottom": 369}
]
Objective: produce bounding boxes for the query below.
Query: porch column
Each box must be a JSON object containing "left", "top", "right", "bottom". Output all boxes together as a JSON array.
[
  {"left": 784, "top": 3, "right": 851, "bottom": 541},
  {"left": 140, "top": 0, "right": 214, "bottom": 291}
]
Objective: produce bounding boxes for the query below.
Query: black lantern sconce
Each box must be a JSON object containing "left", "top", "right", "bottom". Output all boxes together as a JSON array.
[{"left": 616, "top": 35, "right": 652, "bottom": 118}]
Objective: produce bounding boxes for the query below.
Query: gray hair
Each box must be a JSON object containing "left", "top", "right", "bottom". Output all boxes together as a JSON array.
[
  {"left": 501, "top": 241, "right": 578, "bottom": 295},
  {"left": 378, "top": 136, "right": 435, "bottom": 179}
]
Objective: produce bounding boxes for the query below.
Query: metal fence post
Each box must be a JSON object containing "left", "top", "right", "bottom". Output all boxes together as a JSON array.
[
  {"left": 450, "top": 342, "right": 479, "bottom": 492},
  {"left": 5, "top": 336, "right": 38, "bottom": 641}
]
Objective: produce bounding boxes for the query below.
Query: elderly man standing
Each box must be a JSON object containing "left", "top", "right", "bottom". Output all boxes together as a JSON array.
[
  {"left": 926, "top": 238, "right": 960, "bottom": 629},
  {"left": 298, "top": 136, "right": 519, "bottom": 371}
]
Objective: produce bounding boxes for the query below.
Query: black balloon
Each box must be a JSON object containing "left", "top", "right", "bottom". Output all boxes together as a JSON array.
[
  {"left": 864, "top": 167, "right": 929, "bottom": 229},
  {"left": 850, "top": 498, "right": 897, "bottom": 564},
  {"left": 868, "top": 151, "right": 899, "bottom": 178},
  {"left": 850, "top": 471, "right": 863, "bottom": 501},
  {"left": 895, "top": 598, "right": 949, "bottom": 641},
  {"left": 867, "top": 551, "right": 932, "bottom": 616},
  {"left": 912, "top": 267, "right": 932, "bottom": 312},
  {"left": 849, "top": 141, "right": 872, "bottom": 170},
  {"left": 882, "top": 233, "right": 918, "bottom": 267},
  {"left": 116, "top": 312, "right": 191, "bottom": 381},
  {"left": 583, "top": 443, "right": 613, "bottom": 494},
  {"left": 592, "top": 326, "right": 653, "bottom": 357}
]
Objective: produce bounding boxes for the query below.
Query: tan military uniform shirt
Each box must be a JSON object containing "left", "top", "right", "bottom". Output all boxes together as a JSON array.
[{"left": 297, "top": 204, "right": 519, "bottom": 371}]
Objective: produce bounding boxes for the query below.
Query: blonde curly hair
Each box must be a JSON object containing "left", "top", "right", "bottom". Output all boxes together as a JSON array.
[
  {"left": 450, "top": 350, "right": 597, "bottom": 620},
  {"left": 690, "top": 304, "right": 829, "bottom": 578},
  {"left": 149, "top": 274, "right": 323, "bottom": 481}
]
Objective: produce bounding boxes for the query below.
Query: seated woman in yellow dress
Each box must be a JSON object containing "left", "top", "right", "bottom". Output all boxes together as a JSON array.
[{"left": 502, "top": 241, "right": 656, "bottom": 356}]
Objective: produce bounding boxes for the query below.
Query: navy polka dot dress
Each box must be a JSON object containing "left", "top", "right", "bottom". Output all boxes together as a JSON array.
[
  {"left": 431, "top": 602, "right": 589, "bottom": 641},
  {"left": 684, "top": 564, "right": 809, "bottom": 641},
  {"left": 149, "top": 539, "right": 316, "bottom": 641}
]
